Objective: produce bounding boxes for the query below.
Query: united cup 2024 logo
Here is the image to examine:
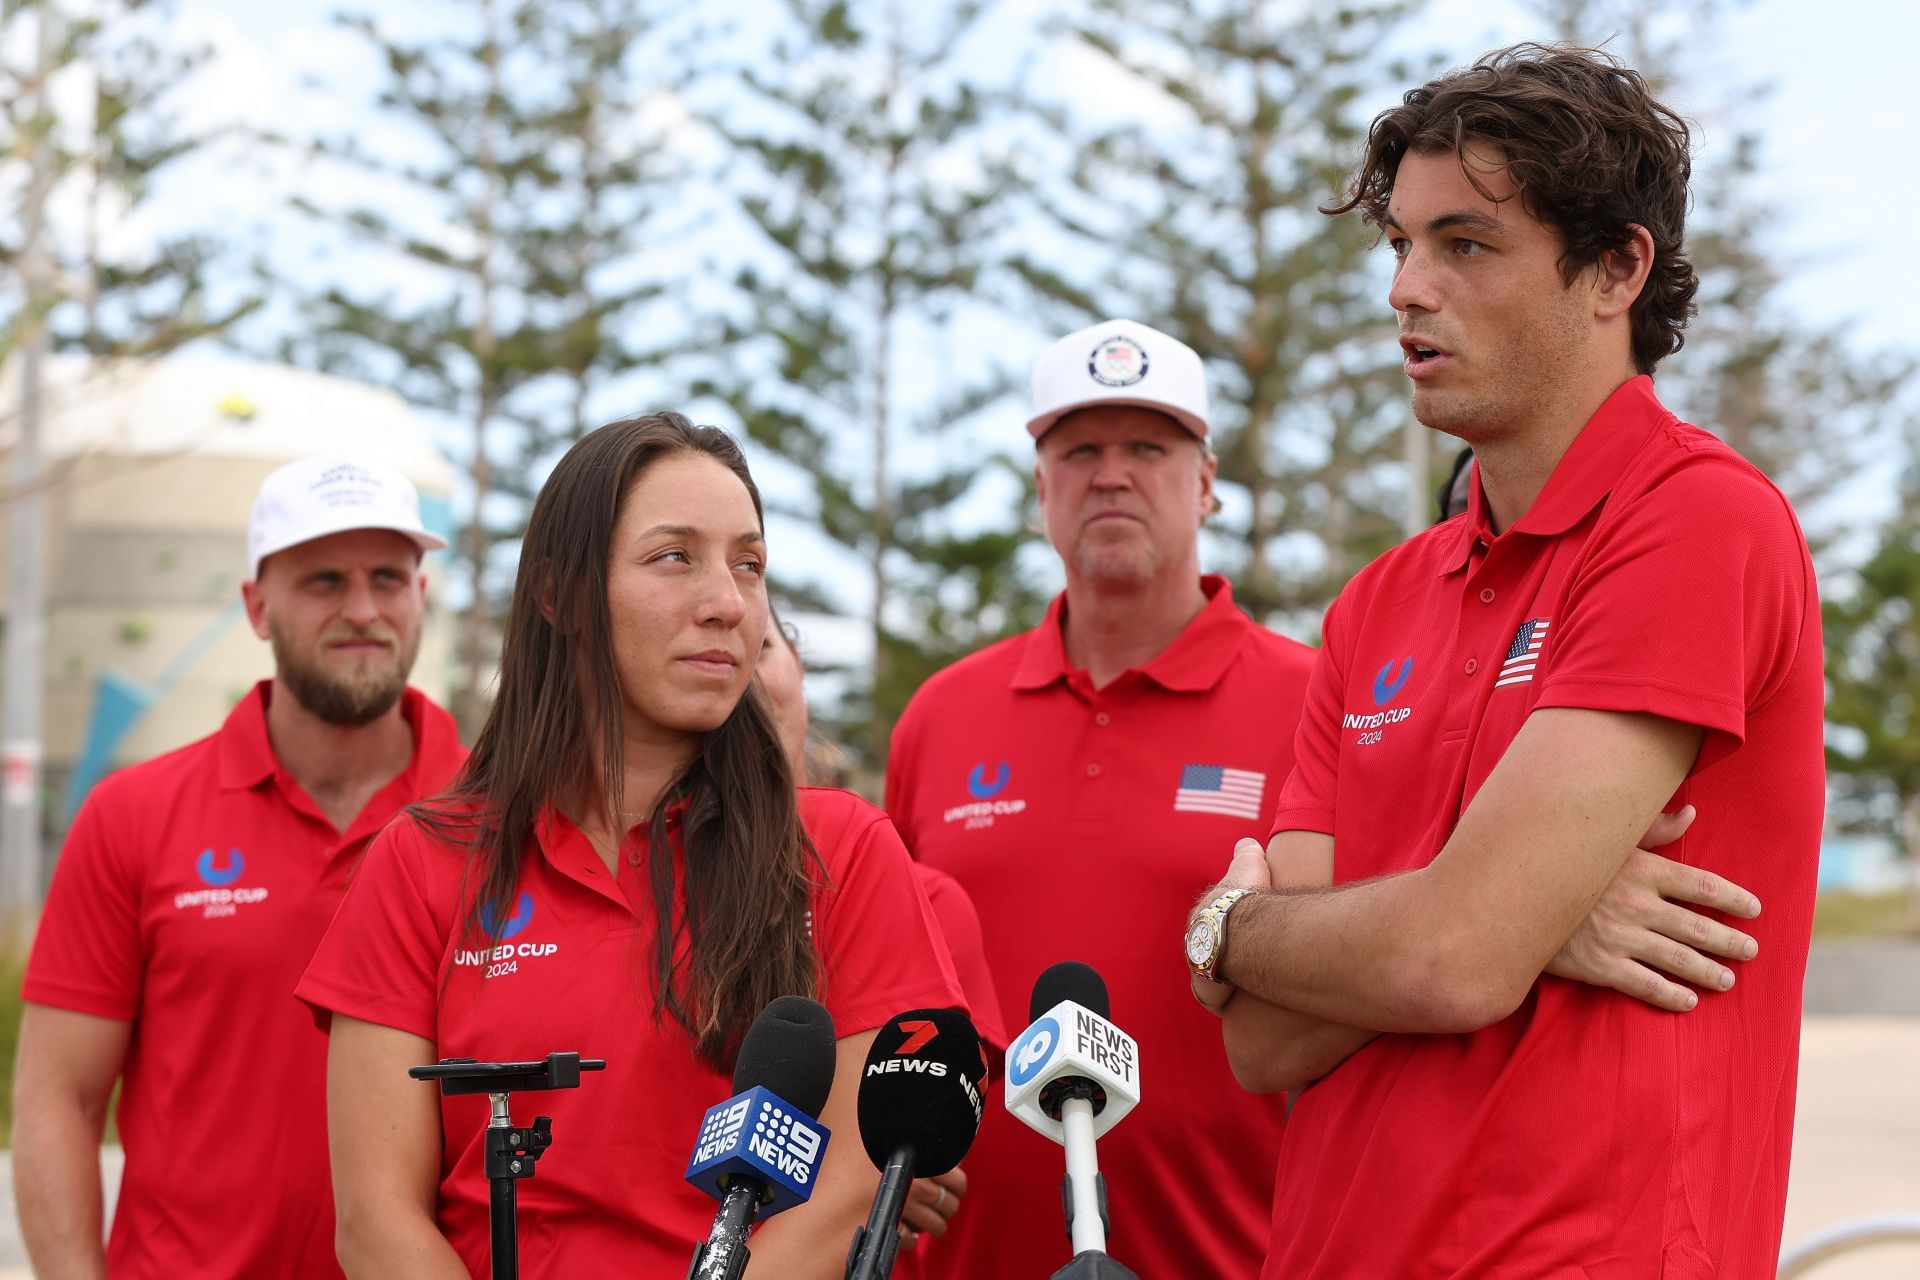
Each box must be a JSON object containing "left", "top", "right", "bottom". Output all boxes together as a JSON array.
[{"left": 174, "top": 848, "right": 268, "bottom": 919}]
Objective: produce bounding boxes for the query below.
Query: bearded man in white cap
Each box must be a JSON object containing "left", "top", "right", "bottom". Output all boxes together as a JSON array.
[
  {"left": 15, "top": 456, "right": 467, "bottom": 1280},
  {"left": 884, "top": 319, "right": 1318, "bottom": 1278}
]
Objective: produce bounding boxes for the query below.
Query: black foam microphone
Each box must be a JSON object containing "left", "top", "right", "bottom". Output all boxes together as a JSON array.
[
  {"left": 685, "top": 996, "right": 837, "bottom": 1280},
  {"left": 843, "top": 1007, "right": 987, "bottom": 1280}
]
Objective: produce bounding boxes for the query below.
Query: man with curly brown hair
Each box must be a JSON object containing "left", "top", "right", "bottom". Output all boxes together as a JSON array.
[{"left": 1188, "top": 44, "right": 1824, "bottom": 1278}]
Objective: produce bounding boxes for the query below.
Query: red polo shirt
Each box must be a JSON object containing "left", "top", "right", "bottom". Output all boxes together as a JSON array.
[
  {"left": 294, "top": 786, "right": 965, "bottom": 1279},
  {"left": 1265, "top": 376, "right": 1824, "bottom": 1278},
  {"left": 23, "top": 682, "right": 465, "bottom": 1280},
  {"left": 886, "top": 575, "right": 1315, "bottom": 1280},
  {"left": 914, "top": 865, "right": 1008, "bottom": 1053}
]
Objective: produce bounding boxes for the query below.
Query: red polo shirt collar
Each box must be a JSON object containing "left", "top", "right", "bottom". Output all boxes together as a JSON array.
[
  {"left": 531, "top": 798, "right": 689, "bottom": 915},
  {"left": 1012, "top": 573, "right": 1249, "bottom": 694},
  {"left": 1441, "top": 374, "right": 1670, "bottom": 575},
  {"left": 217, "top": 679, "right": 455, "bottom": 802}
]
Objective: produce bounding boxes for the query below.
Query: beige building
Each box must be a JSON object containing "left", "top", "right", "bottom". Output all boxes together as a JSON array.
[{"left": 0, "top": 353, "right": 456, "bottom": 839}]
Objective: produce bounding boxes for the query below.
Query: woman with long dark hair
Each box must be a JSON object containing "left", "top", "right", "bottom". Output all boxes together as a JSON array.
[{"left": 297, "top": 413, "right": 965, "bottom": 1278}]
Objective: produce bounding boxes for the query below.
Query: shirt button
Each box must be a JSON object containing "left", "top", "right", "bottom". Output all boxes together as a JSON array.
[
  {"left": 1480, "top": 588, "right": 1496, "bottom": 604},
  {"left": 1086, "top": 763, "right": 1102, "bottom": 777},
  {"left": 1094, "top": 712, "right": 1111, "bottom": 726},
  {"left": 1465, "top": 658, "right": 1478, "bottom": 675}
]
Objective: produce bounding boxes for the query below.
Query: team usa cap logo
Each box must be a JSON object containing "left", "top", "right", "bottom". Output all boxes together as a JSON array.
[{"left": 1088, "top": 336, "right": 1149, "bottom": 386}]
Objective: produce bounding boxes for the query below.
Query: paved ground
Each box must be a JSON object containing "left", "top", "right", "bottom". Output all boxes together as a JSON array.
[
  {"left": 1777, "top": 1017, "right": 1920, "bottom": 1279},
  {"left": 2, "top": 965, "right": 1915, "bottom": 1276}
]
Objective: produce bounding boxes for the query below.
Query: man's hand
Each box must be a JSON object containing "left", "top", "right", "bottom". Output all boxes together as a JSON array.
[
  {"left": 897, "top": 1165, "right": 967, "bottom": 1250},
  {"left": 1549, "top": 804, "right": 1763, "bottom": 1012},
  {"left": 1190, "top": 838, "right": 1272, "bottom": 1014}
]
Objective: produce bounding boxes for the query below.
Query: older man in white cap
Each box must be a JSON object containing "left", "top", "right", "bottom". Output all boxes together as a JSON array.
[
  {"left": 885, "top": 320, "right": 1317, "bottom": 1278},
  {"left": 14, "top": 456, "right": 467, "bottom": 1280}
]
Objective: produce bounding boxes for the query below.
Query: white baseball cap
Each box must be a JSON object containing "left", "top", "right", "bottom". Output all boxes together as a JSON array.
[
  {"left": 1026, "top": 318, "right": 1210, "bottom": 441},
  {"left": 247, "top": 454, "right": 448, "bottom": 579}
]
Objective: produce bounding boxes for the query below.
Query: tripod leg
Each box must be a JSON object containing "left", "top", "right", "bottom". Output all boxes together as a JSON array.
[{"left": 491, "top": 1176, "right": 518, "bottom": 1280}]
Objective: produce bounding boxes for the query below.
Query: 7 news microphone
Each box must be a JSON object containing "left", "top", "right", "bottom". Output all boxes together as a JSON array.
[
  {"left": 844, "top": 1007, "right": 988, "bottom": 1280},
  {"left": 1005, "top": 961, "right": 1142, "bottom": 1280},
  {"left": 684, "top": 996, "right": 837, "bottom": 1280}
]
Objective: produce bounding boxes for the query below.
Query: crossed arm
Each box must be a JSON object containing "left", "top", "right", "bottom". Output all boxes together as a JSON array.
[{"left": 1198, "top": 708, "right": 1762, "bottom": 1091}]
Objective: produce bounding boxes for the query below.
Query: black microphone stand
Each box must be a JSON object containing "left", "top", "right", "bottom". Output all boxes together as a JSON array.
[
  {"left": 1048, "top": 1167, "right": 1138, "bottom": 1280},
  {"left": 843, "top": 1145, "right": 914, "bottom": 1280},
  {"left": 410, "top": 1052, "right": 606, "bottom": 1280},
  {"left": 1052, "top": 1253, "right": 1140, "bottom": 1279},
  {"left": 686, "top": 1179, "right": 765, "bottom": 1280}
]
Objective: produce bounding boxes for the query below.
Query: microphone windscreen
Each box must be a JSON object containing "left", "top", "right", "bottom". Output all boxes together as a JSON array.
[
  {"left": 856, "top": 1008, "right": 986, "bottom": 1177},
  {"left": 732, "top": 995, "right": 837, "bottom": 1119},
  {"left": 1029, "top": 960, "right": 1110, "bottom": 1021}
]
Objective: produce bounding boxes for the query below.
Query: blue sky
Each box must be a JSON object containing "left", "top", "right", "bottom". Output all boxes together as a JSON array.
[
  {"left": 158, "top": 0, "right": 1915, "bottom": 356},
  {"left": 109, "top": 0, "right": 1918, "bottom": 653}
]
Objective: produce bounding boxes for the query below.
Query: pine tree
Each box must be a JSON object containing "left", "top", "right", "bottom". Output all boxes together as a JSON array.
[
  {"left": 1536, "top": 0, "right": 1906, "bottom": 561},
  {"left": 1539, "top": 0, "right": 1920, "bottom": 878},
  {"left": 695, "top": 0, "right": 1042, "bottom": 764},
  {"left": 283, "top": 0, "right": 689, "bottom": 731},
  {"left": 1825, "top": 451, "right": 1920, "bottom": 871},
  {"left": 0, "top": 0, "right": 257, "bottom": 365},
  {"left": 1, "top": 0, "right": 261, "bottom": 923},
  {"left": 1012, "top": 0, "right": 1429, "bottom": 629}
]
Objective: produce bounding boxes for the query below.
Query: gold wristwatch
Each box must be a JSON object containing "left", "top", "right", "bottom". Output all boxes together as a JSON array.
[{"left": 1186, "top": 887, "right": 1257, "bottom": 983}]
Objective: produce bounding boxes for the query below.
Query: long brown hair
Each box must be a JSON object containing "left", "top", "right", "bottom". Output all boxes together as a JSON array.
[
  {"left": 1324, "top": 42, "right": 1698, "bottom": 375},
  {"left": 418, "top": 412, "right": 821, "bottom": 1070}
]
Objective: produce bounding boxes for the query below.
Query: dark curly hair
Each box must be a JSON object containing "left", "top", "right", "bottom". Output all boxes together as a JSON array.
[{"left": 1325, "top": 43, "right": 1698, "bottom": 375}]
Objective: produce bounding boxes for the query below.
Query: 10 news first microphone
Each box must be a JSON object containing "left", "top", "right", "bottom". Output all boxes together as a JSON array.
[{"left": 682, "top": 961, "right": 1144, "bottom": 1280}]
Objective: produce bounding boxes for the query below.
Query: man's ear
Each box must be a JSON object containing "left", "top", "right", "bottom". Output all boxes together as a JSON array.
[
  {"left": 1593, "top": 223, "right": 1656, "bottom": 322},
  {"left": 1198, "top": 448, "right": 1220, "bottom": 521},
  {"left": 241, "top": 578, "right": 270, "bottom": 640}
]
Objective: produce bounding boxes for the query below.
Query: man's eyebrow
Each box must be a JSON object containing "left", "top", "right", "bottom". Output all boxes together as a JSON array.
[{"left": 1382, "top": 209, "right": 1506, "bottom": 236}]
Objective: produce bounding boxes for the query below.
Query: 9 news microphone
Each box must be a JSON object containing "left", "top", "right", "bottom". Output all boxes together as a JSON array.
[
  {"left": 844, "top": 1007, "right": 987, "bottom": 1280},
  {"left": 684, "top": 996, "right": 837, "bottom": 1280},
  {"left": 1005, "top": 962, "right": 1141, "bottom": 1279}
]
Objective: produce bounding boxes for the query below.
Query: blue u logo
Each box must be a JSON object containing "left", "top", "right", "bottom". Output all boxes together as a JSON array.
[
  {"left": 196, "top": 849, "right": 245, "bottom": 887},
  {"left": 479, "top": 892, "right": 535, "bottom": 940},
  {"left": 967, "top": 762, "right": 1010, "bottom": 800},
  {"left": 1372, "top": 657, "right": 1414, "bottom": 707}
]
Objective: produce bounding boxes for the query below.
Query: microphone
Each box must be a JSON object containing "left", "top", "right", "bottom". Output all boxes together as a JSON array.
[
  {"left": 1004, "top": 962, "right": 1141, "bottom": 1275},
  {"left": 685, "top": 996, "right": 837, "bottom": 1280},
  {"left": 844, "top": 1007, "right": 987, "bottom": 1280}
]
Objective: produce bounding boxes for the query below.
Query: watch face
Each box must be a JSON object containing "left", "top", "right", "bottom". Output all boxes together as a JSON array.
[{"left": 1185, "top": 919, "right": 1213, "bottom": 967}]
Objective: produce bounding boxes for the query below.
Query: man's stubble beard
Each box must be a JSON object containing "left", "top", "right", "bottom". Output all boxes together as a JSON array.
[
  {"left": 1410, "top": 295, "right": 1588, "bottom": 442},
  {"left": 1071, "top": 527, "right": 1162, "bottom": 593},
  {"left": 269, "top": 618, "right": 419, "bottom": 727}
]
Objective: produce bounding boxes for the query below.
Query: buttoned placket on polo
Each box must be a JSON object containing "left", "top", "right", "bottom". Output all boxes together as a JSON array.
[{"left": 225, "top": 683, "right": 429, "bottom": 871}]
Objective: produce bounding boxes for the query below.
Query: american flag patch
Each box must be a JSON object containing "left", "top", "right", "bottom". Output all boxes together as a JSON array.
[
  {"left": 1496, "top": 618, "right": 1550, "bottom": 687},
  {"left": 1173, "top": 764, "right": 1266, "bottom": 820}
]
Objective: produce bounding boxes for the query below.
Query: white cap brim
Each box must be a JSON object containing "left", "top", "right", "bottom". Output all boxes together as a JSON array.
[
  {"left": 1028, "top": 395, "right": 1208, "bottom": 442},
  {"left": 251, "top": 518, "right": 447, "bottom": 580}
]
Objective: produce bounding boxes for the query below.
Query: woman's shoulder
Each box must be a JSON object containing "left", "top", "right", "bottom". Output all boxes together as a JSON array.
[
  {"left": 368, "top": 797, "right": 492, "bottom": 881},
  {"left": 796, "top": 787, "right": 900, "bottom": 869}
]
